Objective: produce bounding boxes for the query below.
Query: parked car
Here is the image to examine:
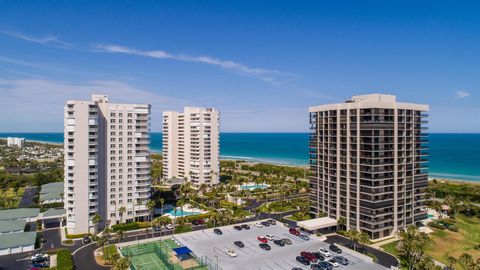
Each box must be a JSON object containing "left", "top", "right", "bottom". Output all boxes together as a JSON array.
[
  {"left": 318, "top": 261, "right": 333, "bottom": 270},
  {"left": 289, "top": 228, "right": 300, "bottom": 236},
  {"left": 273, "top": 239, "right": 285, "bottom": 246},
  {"left": 254, "top": 223, "right": 263, "bottom": 228},
  {"left": 333, "top": 256, "right": 349, "bottom": 265},
  {"left": 291, "top": 268, "right": 303, "bottom": 270},
  {"left": 165, "top": 224, "right": 173, "bottom": 230},
  {"left": 318, "top": 247, "right": 331, "bottom": 257},
  {"left": 260, "top": 221, "right": 270, "bottom": 227},
  {"left": 310, "top": 265, "right": 322, "bottom": 270},
  {"left": 31, "top": 263, "right": 49, "bottom": 269},
  {"left": 192, "top": 220, "right": 205, "bottom": 226},
  {"left": 234, "top": 241, "right": 244, "bottom": 248},
  {"left": 282, "top": 238, "right": 293, "bottom": 245},
  {"left": 265, "top": 234, "right": 275, "bottom": 241},
  {"left": 82, "top": 235, "right": 92, "bottom": 244},
  {"left": 299, "top": 234, "right": 310, "bottom": 241},
  {"left": 152, "top": 225, "right": 162, "bottom": 232},
  {"left": 329, "top": 244, "right": 342, "bottom": 254},
  {"left": 31, "top": 254, "right": 49, "bottom": 262},
  {"left": 327, "top": 259, "right": 340, "bottom": 267},
  {"left": 301, "top": 251, "right": 318, "bottom": 263},
  {"left": 296, "top": 256, "right": 310, "bottom": 266},
  {"left": 259, "top": 243, "right": 271, "bottom": 250},
  {"left": 268, "top": 219, "right": 276, "bottom": 225},
  {"left": 257, "top": 236, "right": 268, "bottom": 243},
  {"left": 233, "top": 225, "right": 242, "bottom": 231},
  {"left": 312, "top": 252, "right": 325, "bottom": 261},
  {"left": 214, "top": 228, "right": 223, "bottom": 235},
  {"left": 226, "top": 250, "right": 237, "bottom": 257},
  {"left": 241, "top": 224, "right": 250, "bottom": 230},
  {"left": 31, "top": 257, "right": 48, "bottom": 264}
]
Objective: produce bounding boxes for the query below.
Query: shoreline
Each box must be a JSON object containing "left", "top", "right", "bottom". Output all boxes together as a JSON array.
[{"left": 3, "top": 138, "right": 479, "bottom": 184}]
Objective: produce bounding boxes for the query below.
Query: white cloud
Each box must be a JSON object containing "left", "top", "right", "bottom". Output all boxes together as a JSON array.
[
  {"left": 93, "top": 44, "right": 297, "bottom": 83},
  {"left": 0, "top": 78, "right": 186, "bottom": 132},
  {"left": 455, "top": 90, "right": 471, "bottom": 99},
  {"left": 2, "top": 31, "right": 73, "bottom": 47}
]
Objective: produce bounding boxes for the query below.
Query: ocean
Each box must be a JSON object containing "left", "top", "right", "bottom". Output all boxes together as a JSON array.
[{"left": 1, "top": 132, "right": 479, "bottom": 182}]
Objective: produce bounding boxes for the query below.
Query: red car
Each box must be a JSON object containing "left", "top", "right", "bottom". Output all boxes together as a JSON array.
[
  {"left": 257, "top": 236, "right": 268, "bottom": 243},
  {"left": 300, "top": 251, "right": 318, "bottom": 263},
  {"left": 289, "top": 228, "right": 300, "bottom": 236}
]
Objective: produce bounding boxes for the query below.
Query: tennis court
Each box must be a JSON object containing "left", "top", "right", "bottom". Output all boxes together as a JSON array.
[{"left": 120, "top": 240, "right": 209, "bottom": 270}]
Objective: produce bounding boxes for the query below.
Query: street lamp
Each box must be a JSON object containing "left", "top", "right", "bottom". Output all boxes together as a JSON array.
[{"left": 214, "top": 255, "right": 218, "bottom": 270}]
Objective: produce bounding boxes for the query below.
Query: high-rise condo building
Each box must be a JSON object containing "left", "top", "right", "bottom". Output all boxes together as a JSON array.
[
  {"left": 309, "top": 94, "right": 429, "bottom": 239},
  {"left": 64, "top": 95, "right": 151, "bottom": 234},
  {"left": 162, "top": 107, "right": 220, "bottom": 188}
]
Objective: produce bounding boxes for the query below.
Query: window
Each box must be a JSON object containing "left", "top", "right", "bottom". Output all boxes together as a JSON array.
[{"left": 110, "top": 113, "right": 116, "bottom": 117}]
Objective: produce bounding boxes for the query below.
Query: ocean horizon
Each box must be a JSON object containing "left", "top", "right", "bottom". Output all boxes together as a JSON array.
[{"left": 1, "top": 132, "right": 480, "bottom": 182}]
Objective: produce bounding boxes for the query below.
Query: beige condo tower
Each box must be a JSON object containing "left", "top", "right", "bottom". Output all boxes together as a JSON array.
[
  {"left": 64, "top": 95, "right": 151, "bottom": 234},
  {"left": 309, "top": 94, "right": 429, "bottom": 239},
  {"left": 162, "top": 107, "right": 220, "bottom": 188}
]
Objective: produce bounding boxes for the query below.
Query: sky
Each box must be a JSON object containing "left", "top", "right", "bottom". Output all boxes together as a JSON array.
[{"left": 0, "top": 0, "right": 479, "bottom": 133}]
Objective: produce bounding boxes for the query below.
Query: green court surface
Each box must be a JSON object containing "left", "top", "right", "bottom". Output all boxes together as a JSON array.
[{"left": 130, "top": 252, "right": 169, "bottom": 270}]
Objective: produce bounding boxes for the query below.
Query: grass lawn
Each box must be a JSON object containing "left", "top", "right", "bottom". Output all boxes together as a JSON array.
[
  {"left": 380, "top": 241, "right": 400, "bottom": 257},
  {"left": 0, "top": 187, "right": 25, "bottom": 208},
  {"left": 426, "top": 214, "right": 480, "bottom": 270}
]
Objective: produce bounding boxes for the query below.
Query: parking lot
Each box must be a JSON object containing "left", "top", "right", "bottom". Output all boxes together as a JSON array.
[{"left": 173, "top": 219, "right": 388, "bottom": 270}]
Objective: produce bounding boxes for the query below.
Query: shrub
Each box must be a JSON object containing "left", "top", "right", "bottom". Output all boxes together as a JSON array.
[
  {"left": 184, "top": 212, "right": 212, "bottom": 223},
  {"left": 56, "top": 249, "right": 74, "bottom": 270},
  {"left": 62, "top": 239, "right": 73, "bottom": 244},
  {"left": 137, "top": 222, "right": 152, "bottom": 229},
  {"left": 337, "top": 230, "right": 348, "bottom": 236},
  {"left": 427, "top": 221, "right": 446, "bottom": 230},
  {"left": 174, "top": 224, "right": 192, "bottom": 234},
  {"left": 111, "top": 222, "right": 140, "bottom": 231},
  {"left": 447, "top": 225, "right": 459, "bottom": 232},
  {"left": 65, "top": 228, "right": 90, "bottom": 239}
]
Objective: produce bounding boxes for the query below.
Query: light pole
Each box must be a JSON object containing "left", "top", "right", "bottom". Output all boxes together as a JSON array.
[{"left": 214, "top": 255, "right": 218, "bottom": 270}]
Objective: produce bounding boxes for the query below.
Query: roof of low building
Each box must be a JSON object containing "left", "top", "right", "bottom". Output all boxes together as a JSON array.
[
  {"left": 39, "top": 182, "right": 64, "bottom": 202},
  {"left": 297, "top": 217, "right": 338, "bottom": 231},
  {"left": 0, "top": 231, "right": 37, "bottom": 249},
  {"left": 0, "top": 208, "right": 40, "bottom": 221},
  {"left": 0, "top": 220, "right": 26, "bottom": 233},
  {"left": 41, "top": 208, "right": 66, "bottom": 218}
]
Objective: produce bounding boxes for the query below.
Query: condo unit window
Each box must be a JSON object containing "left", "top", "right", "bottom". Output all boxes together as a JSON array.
[
  {"left": 110, "top": 188, "right": 116, "bottom": 192},
  {"left": 127, "top": 199, "right": 132, "bottom": 203},
  {"left": 110, "top": 125, "right": 115, "bottom": 129},
  {"left": 110, "top": 150, "right": 115, "bottom": 155},
  {"left": 110, "top": 113, "right": 116, "bottom": 117},
  {"left": 119, "top": 125, "right": 123, "bottom": 129},
  {"left": 119, "top": 119, "right": 123, "bottom": 124},
  {"left": 119, "top": 131, "right": 123, "bottom": 136},
  {"left": 110, "top": 119, "right": 115, "bottom": 123},
  {"left": 119, "top": 113, "right": 123, "bottom": 117},
  {"left": 128, "top": 113, "right": 132, "bottom": 117}
]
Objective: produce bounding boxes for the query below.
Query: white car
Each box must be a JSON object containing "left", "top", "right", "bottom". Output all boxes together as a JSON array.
[
  {"left": 319, "top": 247, "right": 331, "bottom": 257},
  {"left": 31, "top": 253, "right": 49, "bottom": 261},
  {"left": 254, "top": 223, "right": 263, "bottom": 228},
  {"left": 226, "top": 249, "right": 237, "bottom": 257},
  {"left": 327, "top": 258, "right": 340, "bottom": 267},
  {"left": 165, "top": 224, "right": 173, "bottom": 230},
  {"left": 265, "top": 234, "right": 275, "bottom": 241}
]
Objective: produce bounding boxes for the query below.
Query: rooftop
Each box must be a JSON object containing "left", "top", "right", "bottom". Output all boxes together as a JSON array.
[
  {"left": 0, "top": 231, "right": 37, "bottom": 249},
  {"left": 0, "top": 220, "right": 26, "bottom": 233},
  {"left": 297, "top": 217, "right": 338, "bottom": 231},
  {"left": 0, "top": 208, "right": 40, "bottom": 221},
  {"left": 41, "top": 208, "right": 66, "bottom": 218},
  {"left": 39, "top": 182, "right": 64, "bottom": 202}
]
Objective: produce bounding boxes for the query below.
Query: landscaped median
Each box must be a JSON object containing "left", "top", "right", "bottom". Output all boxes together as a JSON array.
[{"left": 56, "top": 249, "right": 74, "bottom": 270}]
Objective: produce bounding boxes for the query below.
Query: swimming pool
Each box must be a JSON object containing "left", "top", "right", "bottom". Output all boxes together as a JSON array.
[
  {"left": 240, "top": 184, "right": 268, "bottom": 190},
  {"left": 163, "top": 208, "right": 201, "bottom": 217}
]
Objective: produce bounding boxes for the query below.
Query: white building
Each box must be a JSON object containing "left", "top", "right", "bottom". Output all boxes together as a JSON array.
[
  {"left": 64, "top": 95, "right": 151, "bottom": 234},
  {"left": 7, "top": 137, "right": 25, "bottom": 148},
  {"left": 162, "top": 107, "right": 220, "bottom": 188}
]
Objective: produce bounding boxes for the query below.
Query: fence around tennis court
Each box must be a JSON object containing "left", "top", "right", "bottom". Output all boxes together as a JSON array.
[{"left": 121, "top": 241, "right": 176, "bottom": 270}]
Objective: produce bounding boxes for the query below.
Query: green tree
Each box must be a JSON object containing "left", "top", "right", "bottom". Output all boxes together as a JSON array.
[
  {"left": 113, "top": 256, "right": 131, "bottom": 270},
  {"left": 147, "top": 200, "right": 155, "bottom": 222},
  {"left": 459, "top": 253, "right": 475, "bottom": 270},
  {"left": 446, "top": 256, "right": 457, "bottom": 269},
  {"left": 118, "top": 206, "right": 126, "bottom": 223},
  {"left": 346, "top": 230, "right": 369, "bottom": 251},
  {"left": 92, "top": 214, "right": 102, "bottom": 235},
  {"left": 398, "top": 225, "right": 433, "bottom": 270}
]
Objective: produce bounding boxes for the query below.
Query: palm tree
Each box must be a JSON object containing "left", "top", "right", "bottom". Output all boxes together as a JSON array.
[
  {"left": 159, "top": 198, "right": 165, "bottom": 215},
  {"left": 113, "top": 256, "right": 131, "bottom": 270},
  {"left": 115, "top": 229, "right": 124, "bottom": 244},
  {"left": 146, "top": 200, "right": 155, "bottom": 222},
  {"left": 337, "top": 217, "right": 347, "bottom": 231},
  {"left": 92, "top": 214, "right": 102, "bottom": 236},
  {"left": 459, "top": 253, "right": 474, "bottom": 270},
  {"left": 446, "top": 256, "right": 457, "bottom": 269},
  {"left": 199, "top": 183, "right": 208, "bottom": 196},
  {"left": 346, "top": 230, "right": 369, "bottom": 251},
  {"left": 118, "top": 206, "right": 126, "bottom": 223}
]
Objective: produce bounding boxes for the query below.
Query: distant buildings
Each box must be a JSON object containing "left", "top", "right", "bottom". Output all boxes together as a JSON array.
[
  {"left": 162, "top": 107, "right": 220, "bottom": 189},
  {"left": 7, "top": 137, "right": 25, "bottom": 148},
  {"left": 309, "top": 94, "right": 429, "bottom": 239},
  {"left": 64, "top": 95, "right": 151, "bottom": 234}
]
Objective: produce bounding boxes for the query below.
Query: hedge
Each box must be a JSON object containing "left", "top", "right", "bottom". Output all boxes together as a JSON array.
[
  {"left": 57, "top": 249, "right": 74, "bottom": 270},
  {"left": 65, "top": 227, "right": 90, "bottom": 239},
  {"left": 427, "top": 221, "right": 446, "bottom": 230},
  {"left": 447, "top": 225, "right": 459, "bottom": 232},
  {"left": 111, "top": 222, "right": 140, "bottom": 231}
]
